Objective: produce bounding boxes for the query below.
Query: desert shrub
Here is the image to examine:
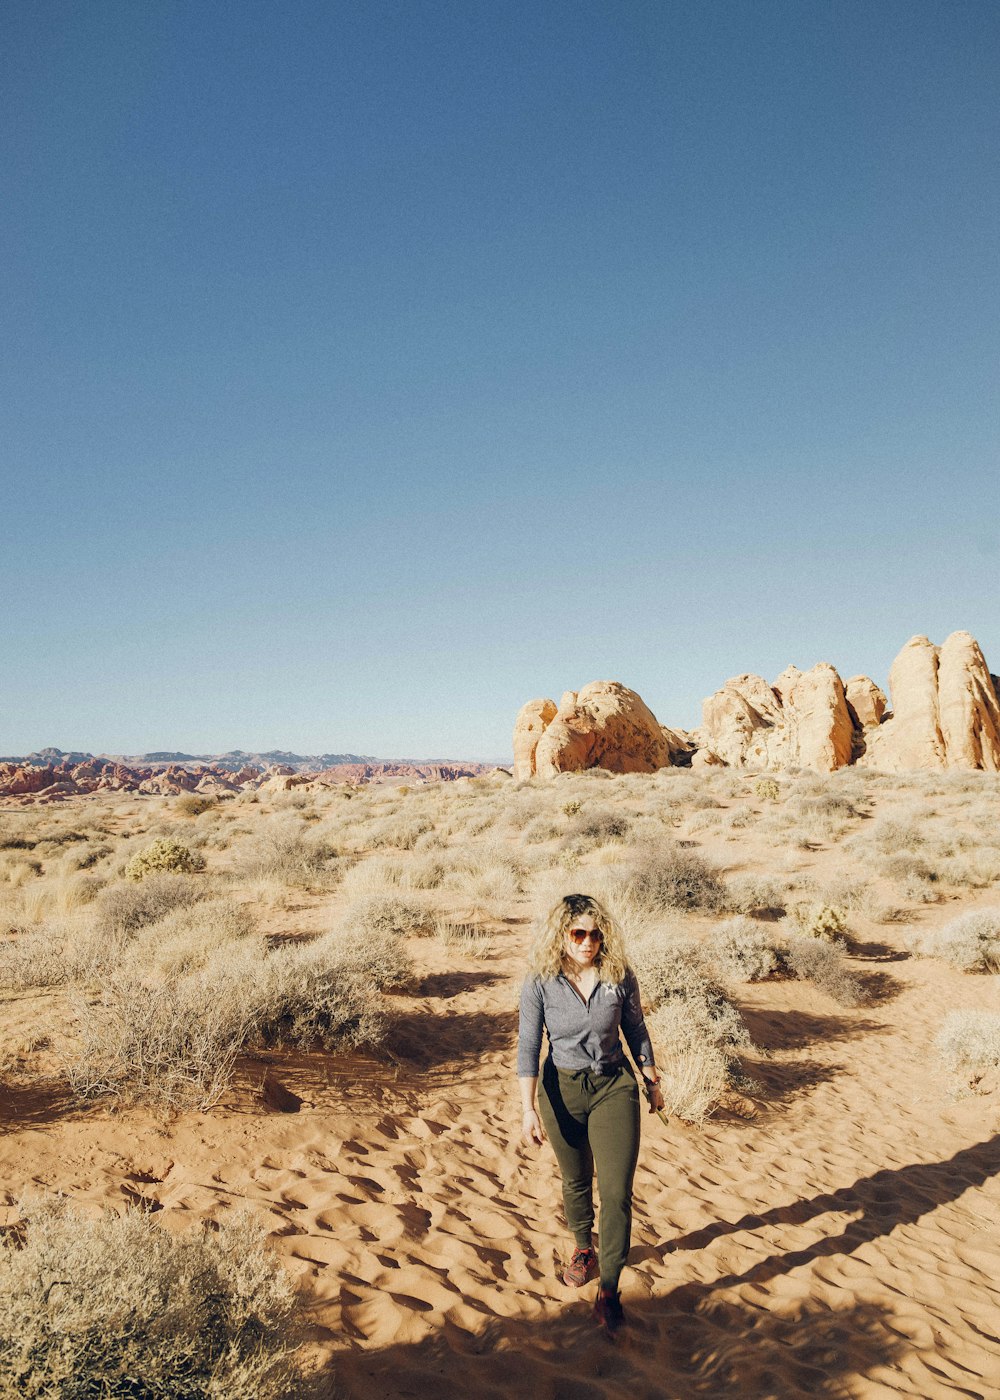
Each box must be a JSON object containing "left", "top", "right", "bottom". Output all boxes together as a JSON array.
[
  {"left": 627, "top": 931, "right": 714, "bottom": 1008},
  {"left": 563, "top": 807, "right": 632, "bottom": 850},
  {"left": 864, "top": 817, "right": 925, "bottom": 854},
  {"left": 622, "top": 843, "right": 726, "bottom": 915},
  {"left": 94, "top": 875, "right": 199, "bottom": 942},
  {"left": 134, "top": 898, "right": 257, "bottom": 976},
  {"left": 339, "top": 855, "right": 405, "bottom": 898},
  {"left": 645, "top": 1005, "right": 730, "bottom": 1124},
  {"left": 937, "top": 851, "right": 1000, "bottom": 890},
  {"left": 754, "top": 778, "right": 780, "bottom": 801},
  {"left": 706, "top": 917, "right": 780, "bottom": 983},
  {"left": 343, "top": 894, "right": 434, "bottom": 939},
  {"left": 66, "top": 968, "right": 258, "bottom": 1106},
  {"left": 250, "top": 929, "right": 407, "bottom": 1048},
  {"left": 909, "top": 910, "right": 1000, "bottom": 974},
  {"left": 0, "top": 1196, "right": 296, "bottom": 1400},
  {"left": 782, "top": 936, "right": 867, "bottom": 1007},
  {"left": 523, "top": 816, "right": 562, "bottom": 845},
  {"left": 724, "top": 873, "right": 787, "bottom": 915},
  {"left": 435, "top": 918, "right": 495, "bottom": 958},
  {"left": 630, "top": 930, "right": 751, "bottom": 1055},
  {"left": 175, "top": 792, "right": 218, "bottom": 816},
  {"left": 124, "top": 838, "right": 203, "bottom": 881},
  {"left": 935, "top": 1010, "right": 1000, "bottom": 1089},
  {"left": 66, "top": 924, "right": 409, "bottom": 1107},
  {"left": 404, "top": 853, "right": 449, "bottom": 888},
  {"left": 368, "top": 815, "right": 433, "bottom": 850},
  {"left": 562, "top": 800, "right": 582, "bottom": 817},
  {"left": 0, "top": 921, "right": 73, "bottom": 991},
  {"left": 235, "top": 818, "right": 336, "bottom": 884},
  {"left": 790, "top": 902, "right": 848, "bottom": 941},
  {"left": 644, "top": 972, "right": 752, "bottom": 1125}
]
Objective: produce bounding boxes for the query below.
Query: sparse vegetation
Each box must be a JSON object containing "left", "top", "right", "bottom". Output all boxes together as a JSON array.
[
  {"left": 910, "top": 910, "right": 1000, "bottom": 973},
  {"left": 935, "top": 1010, "right": 1000, "bottom": 1091},
  {"left": 124, "top": 837, "right": 203, "bottom": 881},
  {"left": 0, "top": 1196, "right": 297, "bottom": 1399}
]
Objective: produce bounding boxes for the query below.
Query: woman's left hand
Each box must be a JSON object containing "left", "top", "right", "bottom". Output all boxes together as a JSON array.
[{"left": 644, "top": 1079, "right": 665, "bottom": 1114}]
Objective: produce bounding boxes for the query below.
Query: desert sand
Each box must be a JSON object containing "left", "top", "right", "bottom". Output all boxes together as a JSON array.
[{"left": 1, "top": 771, "right": 999, "bottom": 1397}]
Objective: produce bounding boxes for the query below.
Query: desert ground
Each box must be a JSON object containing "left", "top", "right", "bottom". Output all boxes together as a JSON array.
[{"left": 1, "top": 767, "right": 999, "bottom": 1398}]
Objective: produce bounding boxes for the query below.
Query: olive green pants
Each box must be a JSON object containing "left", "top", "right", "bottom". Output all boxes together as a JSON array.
[{"left": 538, "top": 1058, "right": 641, "bottom": 1289}]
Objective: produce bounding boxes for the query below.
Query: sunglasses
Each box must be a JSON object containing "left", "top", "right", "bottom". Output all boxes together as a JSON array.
[{"left": 568, "top": 927, "right": 603, "bottom": 944}]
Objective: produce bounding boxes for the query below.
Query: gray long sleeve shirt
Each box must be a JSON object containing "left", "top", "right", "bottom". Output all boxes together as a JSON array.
[{"left": 517, "top": 968, "right": 656, "bottom": 1078}]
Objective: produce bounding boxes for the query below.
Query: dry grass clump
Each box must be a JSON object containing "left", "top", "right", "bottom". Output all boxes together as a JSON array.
[
  {"left": 725, "top": 873, "right": 788, "bottom": 915},
  {"left": 175, "top": 792, "right": 218, "bottom": 816},
  {"left": 705, "top": 916, "right": 781, "bottom": 983},
  {"left": 619, "top": 842, "right": 726, "bottom": 916},
  {"left": 339, "top": 855, "right": 405, "bottom": 898},
  {"left": 342, "top": 893, "right": 434, "bottom": 939},
  {"left": 124, "top": 837, "right": 204, "bottom": 881},
  {"left": 134, "top": 897, "right": 258, "bottom": 976},
  {"left": 65, "top": 921, "right": 410, "bottom": 1107},
  {"left": 879, "top": 853, "right": 942, "bottom": 902},
  {"left": 233, "top": 818, "right": 338, "bottom": 885},
  {"left": 782, "top": 936, "right": 867, "bottom": 1007},
  {"left": 935, "top": 1010, "right": 1000, "bottom": 1092},
  {"left": 909, "top": 910, "right": 1000, "bottom": 974},
  {"left": 561, "top": 807, "right": 633, "bottom": 853},
  {"left": 0, "top": 919, "right": 75, "bottom": 991},
  {"left": 630, "top": 927, "right": 752, "bottom": 1123},
  {"left": 434, "top": 918, "right": 495, "bottom": 958},
  {"left": 0, "top": 1196, "right": 297, "bottom": 1400},
  {"left": 94, "top": 874, "right": 200, "bottom": 942}
]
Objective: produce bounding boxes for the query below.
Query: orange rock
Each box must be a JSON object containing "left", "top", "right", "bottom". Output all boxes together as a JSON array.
[
  {"left": 512, "top": 698, "right": 558, "bottom": 781},
  {"left": 533, "top": 682, "right": 674, "bottom": 778}
]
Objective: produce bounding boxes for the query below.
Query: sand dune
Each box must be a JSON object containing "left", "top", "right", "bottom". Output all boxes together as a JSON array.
[{"left": 1, "top": 912, "right": 998, "bottom": 1397}]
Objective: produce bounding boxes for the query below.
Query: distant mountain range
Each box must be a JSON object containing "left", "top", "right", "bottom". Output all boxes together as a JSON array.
[{"left": 1, "top": 747, "right": 505, "bottom": 772}]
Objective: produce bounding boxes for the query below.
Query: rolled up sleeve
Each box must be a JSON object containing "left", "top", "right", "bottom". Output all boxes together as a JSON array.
[
  {"left": 621, "top": 969, "right": 655, "bottom": 1069},
  {"left": 517, "top": 976, "right": 544, "bottom": 1077}
]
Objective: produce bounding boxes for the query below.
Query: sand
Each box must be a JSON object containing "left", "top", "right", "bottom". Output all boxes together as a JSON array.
[{"left": 0, "top": 916, "right": 998, "bottom": 1398}]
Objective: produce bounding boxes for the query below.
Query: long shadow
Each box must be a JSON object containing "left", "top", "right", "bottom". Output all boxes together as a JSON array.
[
  {"left": 739, "top": 1008, "right": 885, "bottom": 1053},
  {"left": 411, "top": 970, "right": 505, "bottom": 999},
  {"left": 315, "top": 1291, "right": 907, "bottom": 1400},
  {"left": 385, "top": 1009, "right": 516, "bottom": 1067},
  {"left": 665, "top": 1134, "right": 1000, "bottom": 1285},
  {"left": 0, "top": 1079, "right": 81, "bottom": 1132},
  {"left": 742, "top": 1056, "right": 845, "bottom": 1106}
]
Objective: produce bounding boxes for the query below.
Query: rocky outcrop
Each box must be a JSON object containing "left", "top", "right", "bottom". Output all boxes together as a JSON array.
[
  {"left": 845, "top": 676, "right": 887, "bottom": 731},
  {"left": 695, "top": 663, "right": 853, "bottom": 772},
  {"left": 516, "top": 682, "right": 677, "bottom": 779},
  {"left": 512, "top": 699, "right": 559, "bottom": 781},
  {"left": 862, "top": 632, "right": 1000, "bottom": 772}
]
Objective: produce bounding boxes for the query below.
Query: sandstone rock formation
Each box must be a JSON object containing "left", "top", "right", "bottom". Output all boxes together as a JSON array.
[
  {"left": 862, "top": 632, "right": 1000, "bottom": 772},
  {"left": 845, "top": 676, "right": 887, "bottom": 731},
  {"left": 512, "top": 699, "right": 559, "bottom": 780},
  {"left": 515, "top": 682, "right": 677, "bottom": 779},
  {"left": 695, "top": 663, "right": 853, "bottom": 772}
]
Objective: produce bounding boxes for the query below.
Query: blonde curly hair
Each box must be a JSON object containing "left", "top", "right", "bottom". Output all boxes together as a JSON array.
[{"left": 527, "top": 893, "right": 628, "bottom": 985}]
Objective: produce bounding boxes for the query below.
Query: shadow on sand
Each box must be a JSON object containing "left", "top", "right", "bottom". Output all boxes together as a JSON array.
[
  {"left": 315, "top": 1288, "right": 906, "bottom": 1400},
  {"left": 308, "top": 1136, "right": 1000, "bottom": 1399},
  {"left": 664, "top": 1134, "right": 1000, "bottom": 1282}
]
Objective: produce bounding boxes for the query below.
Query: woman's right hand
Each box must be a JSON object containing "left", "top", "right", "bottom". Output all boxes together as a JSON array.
[{"left": 521, "top": 1109, "right": 545, "bottom": 1146}]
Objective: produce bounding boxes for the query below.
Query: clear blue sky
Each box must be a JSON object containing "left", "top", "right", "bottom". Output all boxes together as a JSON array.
[{"left": 3, "top": 1, "right": 998, "bottom": 760}]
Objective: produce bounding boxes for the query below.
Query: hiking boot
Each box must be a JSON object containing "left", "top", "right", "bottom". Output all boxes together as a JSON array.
[
  {"left": 593, "top": 1285, "right": 625, "bottom": 1334},
  {"left": 562, "top": 1246, "right": 598, "bottom": 1287}
]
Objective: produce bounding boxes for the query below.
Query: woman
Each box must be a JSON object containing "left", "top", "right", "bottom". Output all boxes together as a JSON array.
[{"left": 517, "top": 892, "right": 665, "bottom": 1334}]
